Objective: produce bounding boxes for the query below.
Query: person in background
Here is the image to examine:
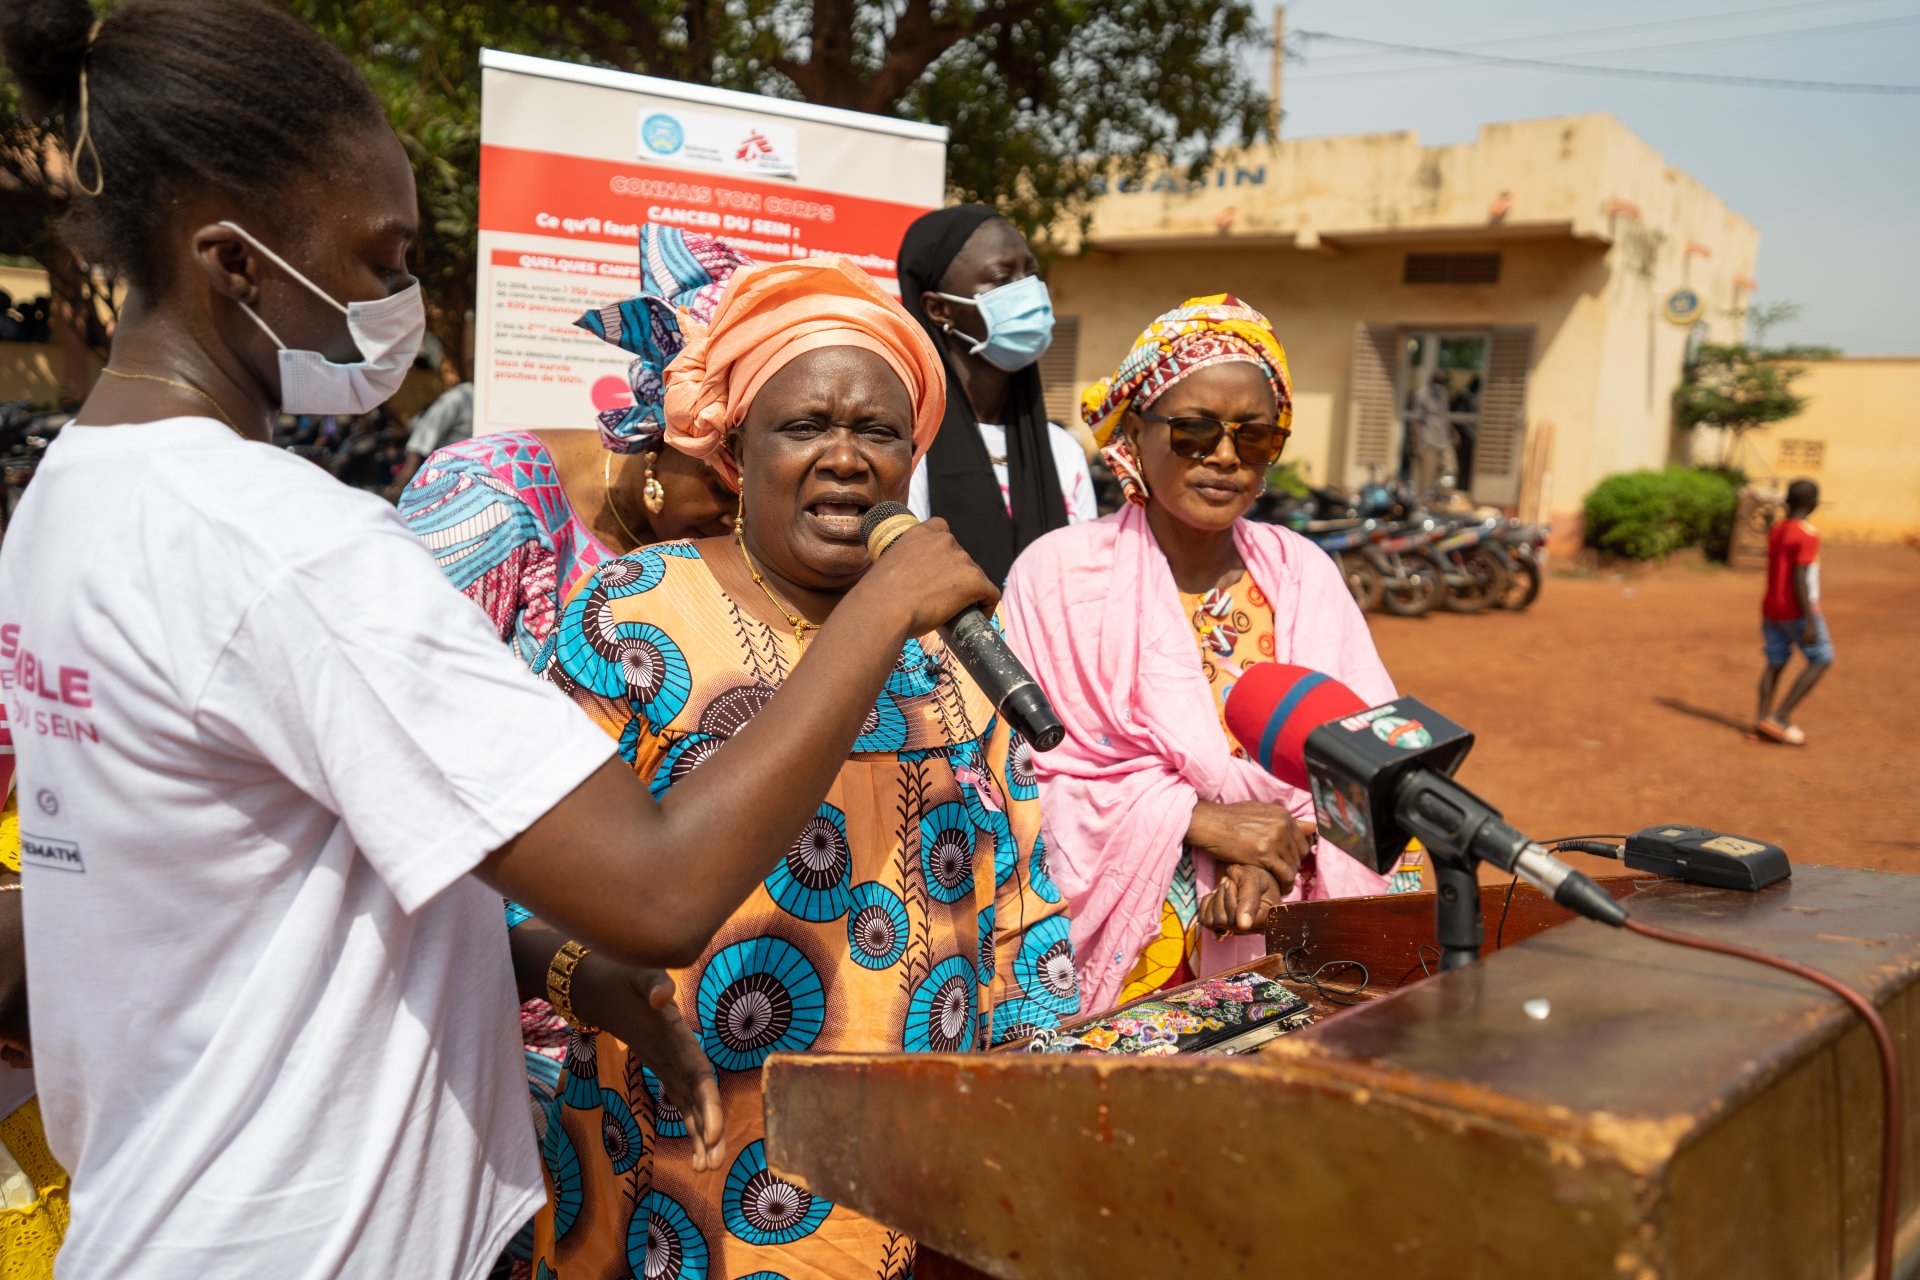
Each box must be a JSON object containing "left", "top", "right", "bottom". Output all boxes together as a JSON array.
[
  {"left": 1448, "top": 372, "right": 1480, "bottom": 491},
  {"left": 0, "top": 4, "right": 997, "bottom": 1278},
  {"left": 388, "top": 378, "right": 473, "bottom": 495},
  {"left": 532, "top": 254, "right": 1075, "bottom": 1280},
  {"left": 899, "top": 205, "right": 1095, "bottom": 583},
  {"left": 1757, "top": 478, "right": 1833, "bottom": 746},
  {"left": 1410, "top": 369, "right": 1455, "bottom": 497},
  {"left": 1004, "top": 295, "right": 1417, "bottom": 1013},
  {"left": 400, "top": 225, "right": 740, "bottom": 666}
]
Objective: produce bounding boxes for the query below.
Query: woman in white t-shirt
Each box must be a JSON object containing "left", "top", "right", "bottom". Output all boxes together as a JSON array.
[
  {"left": 0, "top": 4, "right": 995, "bottom": 1279},
  {"left": 898, "top": 206, "right": 1097, "bottom": 584}
]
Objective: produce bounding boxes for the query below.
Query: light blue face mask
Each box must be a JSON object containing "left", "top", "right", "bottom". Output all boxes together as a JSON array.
[{"left": 936, "top": 274, "right": 1055, "bottom": 372}]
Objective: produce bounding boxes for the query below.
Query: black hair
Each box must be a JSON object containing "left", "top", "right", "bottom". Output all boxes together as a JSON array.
[
  {"left": 0, "top": 0, "right": 387, "bottom": 292},
  {"left": 1787, "top": 478, "right": 1819, "bottom": 510}
]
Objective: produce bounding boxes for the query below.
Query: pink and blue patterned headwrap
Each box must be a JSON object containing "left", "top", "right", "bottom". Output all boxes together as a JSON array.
[{"left": 575, "top": 225, "right": 755, "bottom": 454}]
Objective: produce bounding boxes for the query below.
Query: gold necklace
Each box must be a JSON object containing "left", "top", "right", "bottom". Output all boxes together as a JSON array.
[
  {"left": 98, "top": 367, "right": 246, "bottom": 439},
  {"left": 734, "top": 502, "right": 820, "bottom": 644},
  {"left": 602, "top": 451, "right": 648, "bottom": 550}
]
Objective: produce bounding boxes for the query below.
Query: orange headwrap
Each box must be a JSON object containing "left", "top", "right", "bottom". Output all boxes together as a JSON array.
[{"left": 662, "top": 256, "right": 946, "bottom": 490}]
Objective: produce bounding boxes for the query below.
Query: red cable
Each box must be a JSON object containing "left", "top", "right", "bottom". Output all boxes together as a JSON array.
[{"left": 1623, "top": 917, "right": 1902, "bottom": 1280}]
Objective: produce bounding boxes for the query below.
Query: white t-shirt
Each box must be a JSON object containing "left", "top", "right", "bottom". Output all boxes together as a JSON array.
[
  {"left": 909, "top": 420, "right": 1099, "bottom": 525},
  {"left": 0, "top": 419, "right": 615, "bottom": 1280}
]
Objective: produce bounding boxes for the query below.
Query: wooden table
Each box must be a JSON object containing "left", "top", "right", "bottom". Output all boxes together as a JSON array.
[{"left": 764, "top": 865, "right": 1919, "bottom": 1279}]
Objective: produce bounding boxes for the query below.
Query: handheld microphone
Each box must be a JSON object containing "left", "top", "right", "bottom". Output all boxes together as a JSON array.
[
  {"left": 1224, "top": 662, "right": 1626, "bottom": 929},
  {"left": 859, "top": 502, "right": 1065, "bottom": 752}
]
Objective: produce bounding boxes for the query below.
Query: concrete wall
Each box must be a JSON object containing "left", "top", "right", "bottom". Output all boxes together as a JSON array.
[{"left": 1747, "top": 358, "right": 1920, "bottom": 542}]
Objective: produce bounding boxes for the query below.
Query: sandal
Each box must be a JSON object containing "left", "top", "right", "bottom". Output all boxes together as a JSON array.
[{"left": 1756, "top": 720, "right": 1807, "bottom": 746}]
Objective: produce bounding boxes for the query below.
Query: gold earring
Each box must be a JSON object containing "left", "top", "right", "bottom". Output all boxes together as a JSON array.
[{"left": 642, "top": 453, "right": 667, "bottom": 515}]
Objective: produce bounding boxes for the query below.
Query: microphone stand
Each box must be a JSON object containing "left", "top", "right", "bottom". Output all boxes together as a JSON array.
[{"left": 1431, "top": 854, "right": 1484, "bottom": 971}]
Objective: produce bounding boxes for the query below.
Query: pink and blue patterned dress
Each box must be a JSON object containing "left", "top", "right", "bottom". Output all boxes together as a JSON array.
[{"left": 399, "top": 430, "right": 617, "bottom": 667}]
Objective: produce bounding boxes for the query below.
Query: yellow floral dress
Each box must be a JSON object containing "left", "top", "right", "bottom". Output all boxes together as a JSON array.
[
  {"left": 1120, "top": 572, "right": 1422, "bottom": 1002},
  {"left": 0, "top": 795, "right": 68, "bottom": 1280},
  {"left": 530, "top": 543, "right": 1077, "bottom": 1280}
]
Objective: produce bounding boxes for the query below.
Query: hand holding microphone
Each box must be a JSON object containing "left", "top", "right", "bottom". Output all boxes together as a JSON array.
[
  {"left": 860, "top": 502, "right": 1066, "bottom": 751},
  {"left": 848, "top": 511, "right": 1001, "bottom": 644}
]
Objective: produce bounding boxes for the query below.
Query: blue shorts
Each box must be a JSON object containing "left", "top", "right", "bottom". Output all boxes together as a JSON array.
[{"left": 1763, "top": 616, "right": 1834, "bottom": 666}]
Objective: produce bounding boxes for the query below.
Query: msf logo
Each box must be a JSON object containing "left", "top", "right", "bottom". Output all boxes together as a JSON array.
[{"left": 735, "top": 131, "right": 776, "bottom": 163}]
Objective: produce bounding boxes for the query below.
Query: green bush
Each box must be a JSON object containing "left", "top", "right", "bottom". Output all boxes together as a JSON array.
[
  {"left": 1266, "top": 460, "right": 1311, "bottom": 499},
  {"left": 1583, "top": 466, "right": 1741, "bottom": 560}
]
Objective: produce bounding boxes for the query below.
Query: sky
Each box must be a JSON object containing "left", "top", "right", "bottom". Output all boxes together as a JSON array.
[{"left": 1253, "top": 0, "right": 1920, "bottom": 353}]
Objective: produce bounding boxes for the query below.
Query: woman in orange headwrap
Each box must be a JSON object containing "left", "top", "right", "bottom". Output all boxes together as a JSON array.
[{"left": 530, "top": 256, "right": 1078, "bottom": 1280}]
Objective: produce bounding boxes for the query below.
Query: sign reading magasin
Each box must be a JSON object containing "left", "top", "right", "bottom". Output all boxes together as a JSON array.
[{"left": 473, "top": 50, "right": 948, "bottom": 438}]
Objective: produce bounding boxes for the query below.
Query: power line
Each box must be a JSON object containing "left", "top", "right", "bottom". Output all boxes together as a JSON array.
[
  {"left": 1292, "top": 30, "right": 1920, "bottom": 94},
  {"left": 1300, "top": 0, "right": 1901, "bottom": 65},
  {"left": 1294, "top": 11, "right": 1920, "bottom": 80}
]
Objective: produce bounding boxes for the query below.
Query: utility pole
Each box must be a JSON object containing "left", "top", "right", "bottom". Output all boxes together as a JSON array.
[{"left": 1268, "top": 4, "right": 1285, "bottom": 140}]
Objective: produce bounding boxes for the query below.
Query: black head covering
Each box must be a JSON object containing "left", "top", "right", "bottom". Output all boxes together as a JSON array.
[{"left": 898, "top": 204, "right": 1068, "bottom": 585}]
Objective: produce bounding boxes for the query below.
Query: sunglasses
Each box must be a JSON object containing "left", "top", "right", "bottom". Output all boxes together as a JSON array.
[{"left": 1134, "top": 407, "right": 1290, "bottom": 467}]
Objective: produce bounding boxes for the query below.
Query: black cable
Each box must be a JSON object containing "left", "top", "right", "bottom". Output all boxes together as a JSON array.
[
  {"left": 1294, "top": 29, "right": 1920, "bottom": 94},
  {"left": 1280, "top": 946, "right": 1372, "bottom": 1006},
  {"left": 1493, "top": 834, "right": 1629, "bottom": 950},
  {"left": 1296, "top": 0, "right": 1881, "bottom": 66},
  {"left": 1295, "top": 12, "right": 1920, "bottom": 79}
]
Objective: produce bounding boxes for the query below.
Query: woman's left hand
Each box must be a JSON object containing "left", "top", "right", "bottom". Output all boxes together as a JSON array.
[
  {"left": 1198, "top": 864, "right": 1286, "bottom": 935},
  {"left": 573, "top": 959, "right": 728, "bottom": 1173}
]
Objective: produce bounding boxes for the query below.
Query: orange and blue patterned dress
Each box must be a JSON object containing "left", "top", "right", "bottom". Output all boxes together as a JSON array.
[{"left": 533, "top": 542, "right": 1078, "bottom": 1280}]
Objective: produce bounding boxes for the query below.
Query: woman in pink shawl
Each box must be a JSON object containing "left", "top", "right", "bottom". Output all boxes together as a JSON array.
[{"left": 1002, "top": 295, "right": 1415, "bottom": 1013}]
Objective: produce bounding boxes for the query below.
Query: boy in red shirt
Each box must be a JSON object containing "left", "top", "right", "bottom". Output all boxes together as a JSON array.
[{"left": 1756, "top": 479, "right": 1832, "bottom": 745}]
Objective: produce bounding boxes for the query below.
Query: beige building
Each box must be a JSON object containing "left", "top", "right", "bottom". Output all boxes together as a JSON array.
[
  {"left": 1039, "top": 113, "right": 1761, "bottom": 534},
  {"left": 1743, "top": 357, "right": 1920, "bottom": 542}
]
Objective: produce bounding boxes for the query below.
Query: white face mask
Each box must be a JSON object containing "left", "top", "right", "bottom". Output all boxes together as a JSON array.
[{"left": 220, "top": 220, "right": 425, "bottom": 415}]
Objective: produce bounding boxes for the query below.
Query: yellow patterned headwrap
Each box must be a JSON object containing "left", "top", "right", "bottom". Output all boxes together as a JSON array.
[{"left": 1080, "top": 294, "right": 1292, "bottom": 445}]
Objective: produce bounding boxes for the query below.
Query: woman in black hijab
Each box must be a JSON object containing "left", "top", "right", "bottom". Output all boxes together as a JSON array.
[{"left": 899, "top": 205, "right": 1095, "bottom": 584}]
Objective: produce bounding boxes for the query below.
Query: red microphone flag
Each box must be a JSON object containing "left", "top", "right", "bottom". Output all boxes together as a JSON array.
[{"left": 1223, "top": 662, "right": 1369, "bottom": 790}]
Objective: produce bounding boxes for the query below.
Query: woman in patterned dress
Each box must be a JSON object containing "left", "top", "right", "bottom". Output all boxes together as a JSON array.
[
  {"left": 1002, "top": 295, "right": 1418, "bottom": 1014},
  {"left": 530, "top": 255, "right": 1078, "bottom": 1280}
]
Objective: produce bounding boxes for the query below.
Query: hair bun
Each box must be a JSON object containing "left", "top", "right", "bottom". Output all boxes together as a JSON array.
[{"left": 0, "top": 0, "right": 96, "bottom": 119}]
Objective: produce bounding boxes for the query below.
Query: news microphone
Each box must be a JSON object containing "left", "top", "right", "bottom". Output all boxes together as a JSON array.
[
  {"left": 1224, "top": 662, "right": 1626, "bottom": 929},
  {"left": 859, "top": 502, "right": 1065, "bottom": 752}
]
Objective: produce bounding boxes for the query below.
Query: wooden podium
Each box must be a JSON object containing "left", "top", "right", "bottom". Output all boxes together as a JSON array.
[{"left": 763, "top": 865, "right": 1920, "bottom": 1279}]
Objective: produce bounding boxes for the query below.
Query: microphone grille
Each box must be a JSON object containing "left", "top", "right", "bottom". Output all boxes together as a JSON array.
[
  {"left": 859, "top": 501, "right": 913, "bottom": 545},
  {"left": 861, "top": 502, "right": 922, "bottom": 560}
]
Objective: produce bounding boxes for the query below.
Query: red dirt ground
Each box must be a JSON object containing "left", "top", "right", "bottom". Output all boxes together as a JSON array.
[{"left": 1366, "top": 542, "right": 1920, "bottom": 883}]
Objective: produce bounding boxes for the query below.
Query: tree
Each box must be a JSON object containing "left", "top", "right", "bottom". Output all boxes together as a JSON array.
[
  {"left": 2, "top": 0, "right": 1273, "bottom": 383},
  {"left": 1672, "top": 302, "right": 1836, "bottom": 466}
]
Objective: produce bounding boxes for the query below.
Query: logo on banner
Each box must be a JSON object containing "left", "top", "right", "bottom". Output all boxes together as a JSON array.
[
  {"left": 641, "top": 113, "right": 686, "bottom": 156},
  {"left": 637, "top": 107, "right": 800, "bottom": 180}
]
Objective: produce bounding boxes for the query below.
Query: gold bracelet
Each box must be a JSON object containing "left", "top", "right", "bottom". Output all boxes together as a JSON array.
[
  {"left": 0, "top": 883, "right": 19, "bottom": 894},
  {"left": 546, "top": 940, "right": 600, "bottom": 1035}
]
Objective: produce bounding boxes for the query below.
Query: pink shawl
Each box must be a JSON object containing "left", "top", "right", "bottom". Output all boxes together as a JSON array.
[{"left": 1001, "top": 504, "right": 1397, "bottom": 1012}]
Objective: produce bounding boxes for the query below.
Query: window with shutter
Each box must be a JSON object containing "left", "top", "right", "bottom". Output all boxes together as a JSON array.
[
  {"left": 1343, "top": 323, "right": 1399, "bottom": 485},
  {"left": 1472, "top": 326, "right": 1534, "bottom": 506}
]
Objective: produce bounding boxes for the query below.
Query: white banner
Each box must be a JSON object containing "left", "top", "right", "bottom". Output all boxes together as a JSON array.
[{"left": 474, "top": 51, "right": 949, "bottom": 437}]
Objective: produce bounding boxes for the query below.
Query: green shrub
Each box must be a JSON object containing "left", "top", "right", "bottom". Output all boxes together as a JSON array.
[
  {"left": 1266, "top": 460, "right": 1311, "bottom": 499},
  {"left": 1583, "top": 466, "right": 1741, "bottom": 560}
]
